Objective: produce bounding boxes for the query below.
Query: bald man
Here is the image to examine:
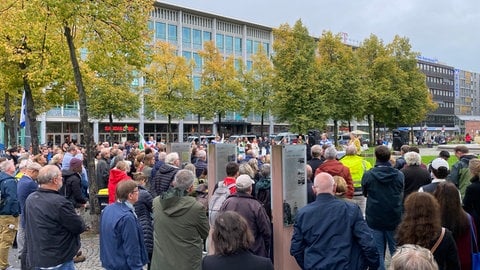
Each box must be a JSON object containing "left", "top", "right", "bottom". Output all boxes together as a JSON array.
[{"left": 290, "top": 173, "right": 379, "bottom": 269}]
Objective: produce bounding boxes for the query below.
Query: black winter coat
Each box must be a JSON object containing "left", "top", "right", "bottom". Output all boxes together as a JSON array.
[
  {"left": 134, "top": 186, "right": 153, "bottom": 254},
  {"left": 60, "top": 170, "right": 87, "bottom": 208},
  {"left": 151, "top": 164, "right": 179, "bottom": 197}
]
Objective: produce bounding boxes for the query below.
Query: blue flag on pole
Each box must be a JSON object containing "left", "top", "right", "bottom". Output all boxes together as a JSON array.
[{"left": 20, "top": 91, "right": 26, "bottom": 128}]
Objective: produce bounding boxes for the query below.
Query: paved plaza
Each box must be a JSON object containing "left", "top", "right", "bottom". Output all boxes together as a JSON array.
[{"left": 8, "top": 232, "right": 102, "bottom": 270}]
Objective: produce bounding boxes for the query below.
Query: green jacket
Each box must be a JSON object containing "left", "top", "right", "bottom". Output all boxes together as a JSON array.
[
  {"left": 151, "top": 188, "right": 209, "bottom": 270},
  {"left": 340, "top": 155, "right": 372, "bottom": 188}
]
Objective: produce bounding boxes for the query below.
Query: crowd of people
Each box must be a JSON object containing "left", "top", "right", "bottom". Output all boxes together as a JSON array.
[{"left": 0, "top": 134, "right": 479, "bottom": 269}]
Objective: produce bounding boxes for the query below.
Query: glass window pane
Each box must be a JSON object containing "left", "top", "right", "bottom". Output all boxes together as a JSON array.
[
  {"left": 235, "top": 37, "right": 242, "bottom": 53},
  {"left": 203, "top": 31, "right": 212, "bottom": 42},
  {"left": 155, "top": 22, "right": 166, "bottom": 40},
  {"left": 193, "top": 29, "right": 202, "bottom": 49},
  {"left": 182, "top": 27, "right": 191, "bottom": 48},
  {"left": 216, "top": 34, "right": 224, "bottom": 49},
  {"left": 225, "top": 35, "right": 233, "bottom": 54},
  {"left": 246, "top": 39, "right": 253, "bottom": 54},
  {"left": 168, "top": 24, "right": 177, "bottom": 43}
]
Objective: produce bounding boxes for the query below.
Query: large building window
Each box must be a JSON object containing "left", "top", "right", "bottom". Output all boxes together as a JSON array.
[
  {"left": 193, "top": 29, "right": 202, "bottom": 49},
  {"left": 246, "top": 39, "right": 253, "bottom": 54},
  {"left": 235, "top": 37, "right": 242, "bottom": 53},
  {"left": 225, "top": 35, "right": 233, "bottom": 55},
  {"left": 168, "top": 24, "right": 177, "bottom": 43},
  {"left": 246, "top": 60, "right": 253, "bottom": 71},
  {"left": 155, "top": 22, "right": 166, "bottom": 40},
  {"left": 253, "top": 41, "right": 260, "bottom": 53},
  {"left": 193, "top": 76, "right": 201, "bottom": 91},
  {"left": 193, "top": 52, "right": 202, "bottom": 72},
  {"left": 203, "top": 31, "right": 212, "bottom": 43},
  {"left": 216, "top": 33, "right": 224, "bottom": 50},
  {"left": 183, "top": 51, "right": 192, "bottom": 59},
  {"left": 263, "top": 42, "right": 270, "bottom": 55},
  {"left": 182, "top": 27, "right": 191, "bottom": 48}
]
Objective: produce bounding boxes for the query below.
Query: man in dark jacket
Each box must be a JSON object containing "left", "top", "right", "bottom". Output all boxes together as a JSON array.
[
  {"left": 194, "top": 150, "right": 207, "bottom": 178},
  {"left": 220, "top": 174, "right": 271, "bottom": 258},
  {"left": 96, "top": 148, "right": 110, "bottom": 190},
  {"left": 307, "top": 145, "right": 324, "bottom": 180},
  {"left": 150, "top": 152, "right": 180, "bottom": 197},
  {"left": 61, "top": 158, "right": 87, "bottom": 210},
  {"left": 24, "top": 165, "right": 86, "bottom": 269},
  {"left": 401, "top": 151, "right": 431, "bottom": 200},
  {"left": 0, "top": 159, "right": 20, "bottom": 269},
  {"left": 447, "top": 145, "right": 477, "bottom": 197},
  {"left": 291, "top": 172, "right": 379, "bottom": 270},
  {"left": 362, "top": 145, "right": 404, "bottom": 270}
]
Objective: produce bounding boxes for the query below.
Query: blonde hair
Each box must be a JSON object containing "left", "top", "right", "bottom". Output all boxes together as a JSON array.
[
  {"left": 469, "top": 158, "right": 480, "bottom": 176},
  {"left": 334, "top": 175, "right": 347, "bottom": 196}
]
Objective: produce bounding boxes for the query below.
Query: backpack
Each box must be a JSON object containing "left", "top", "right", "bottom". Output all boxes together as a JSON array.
[{"left": 208, "top": 181, "right": 235, "bottom": 225}]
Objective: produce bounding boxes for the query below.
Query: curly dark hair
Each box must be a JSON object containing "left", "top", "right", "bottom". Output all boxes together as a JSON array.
[
  {"left": 433, "top": 182, "right": 469, "bottom": 239},
  {"left": 212, "top": 211, "right": 253, "bottom": 255},
  {"left": 396, "top": 192, "right": 442, "bottom": 248}
]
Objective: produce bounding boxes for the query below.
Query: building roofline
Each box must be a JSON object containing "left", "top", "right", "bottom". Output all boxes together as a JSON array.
[{"left": 157, "top": 1, "right": 274, "bottom": 31}]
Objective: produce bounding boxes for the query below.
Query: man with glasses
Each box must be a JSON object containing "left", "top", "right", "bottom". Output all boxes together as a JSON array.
[
  {"left": 100, "top": 180, "right": 148, "bottom": 270},
  {"left": 24, "top": 165, "right": 86, "bottom": 270}
]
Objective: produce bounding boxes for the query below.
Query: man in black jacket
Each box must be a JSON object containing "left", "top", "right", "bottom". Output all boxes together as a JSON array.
[
  {"left": 61, "top": 158, "right": 87, "bottom": 210},
  {"left": 24, "top": 165, "right": 86, "bottom": 269}
]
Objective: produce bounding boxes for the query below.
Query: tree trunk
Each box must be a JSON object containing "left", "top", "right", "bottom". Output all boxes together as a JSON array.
[
  {"left": 197, "top": 114, "right": 201, "bottom": 138},
  {"left": 333, "top": 119, "right": 338, "bottom": 147},
  {"left": 260, "top": 112, "right": 265, "bottom": 138},
  {"left": 4, "top": 94, "right": 12, "bottom": 148},
  {"left": 109, "top": 113, "right": 114, "bottom": 145},
  {"left": 167, "top": 114, "right": 171, "bottom": 143},
  {"left": 64, "top": 25, "right": 100, "bottom": 232},
  {"left": 217, "top": 113, "right": 222, "bottom": 136},
  {"left": 368, "top": 114, "right": 373, "bottom": 146},
  {"left": 23, "top": 77, "right": 39, "bottom": 155}
]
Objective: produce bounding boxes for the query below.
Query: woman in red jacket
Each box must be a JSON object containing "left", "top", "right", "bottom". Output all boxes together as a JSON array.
[{"left": 108, "top": 160, "right": 131, "bottom": 204}]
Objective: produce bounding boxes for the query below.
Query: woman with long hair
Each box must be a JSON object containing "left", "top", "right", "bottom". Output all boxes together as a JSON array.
[
  {"left": 396, "top": 192, "right": 460, "bottom": 270},
  {"left": 434, "top": 182, "right": 474, "bottom": 269},
  {"left": 202, "top": 211, "right": 273, "bottom": 270}
]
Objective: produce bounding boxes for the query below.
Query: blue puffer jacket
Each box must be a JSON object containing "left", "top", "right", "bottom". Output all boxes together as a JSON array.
[
  {"left": 0, "top": 172, "right": 19, "bottom": 216},
  {"left": 361, "top": 161, "right": 404, "bottom": 231},
  {"left": 134, "top": 186, "right": 153, "bottom": 254},
  {"left": 150, "top": 164, "right": 178, "bottom": 197}
]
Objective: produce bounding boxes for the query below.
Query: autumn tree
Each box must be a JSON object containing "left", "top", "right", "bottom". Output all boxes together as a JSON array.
[
  {"left": 0, "top": 1, "right": 75, "bottom": 153},
  {"left": 272, "top": 20, "right": 329, "bottom": 133},
  {"left": 143, "top": 41, "right": 194, "bottom": 142},
  {"left": 198, "top": 41, "right": 244, "bottom": 135},
  {"left": 86, "top": 52, "right": 141, "bottom": 144},
  {"left": 241, "top": 45, "right": 275, "bottom": 137},
  {"left": 317, "top": 31, "right": 366, "bottom": 146},
  {"left": 387, "top": 36, "right": 436, "bottom": 141},
  {"left": 2, "top": 0, "right": 153, "bottom": 231}
]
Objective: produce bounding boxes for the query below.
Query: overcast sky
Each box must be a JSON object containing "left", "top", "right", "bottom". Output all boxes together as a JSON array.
[{"left": 164, "top": 0, "right": 480, "bottom": 72}]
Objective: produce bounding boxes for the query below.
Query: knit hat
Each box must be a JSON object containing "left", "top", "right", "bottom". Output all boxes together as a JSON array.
[
  {"left": 431, "top": 158, "right": 449, "bottom": 170},
  {"left": 235, "top": 174, "right": 255, "bottom": 189},
  {"left": 70, "top": 158, "right": 83, "bottom": 169}
]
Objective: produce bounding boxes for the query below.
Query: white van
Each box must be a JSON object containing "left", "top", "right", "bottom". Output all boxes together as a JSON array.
[{"left": 273, "top": 132, "right": 299, "bottom": 145}]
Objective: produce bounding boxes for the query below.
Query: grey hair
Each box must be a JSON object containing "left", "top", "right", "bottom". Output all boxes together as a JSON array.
[
  {"left": 260, "top": 164, "right": 270, "bottom": 178},
  {"left": 404, "top": 151, "right": 421, "bottom": 166},
  {"left": 0, "top": 160, "right": 14, "bottom": 172},
  {"left": 173, "top": 169, "right": 194, "bottom": 191},
  {"left": 18, "top": 159, "right": 33, "bottom": 170},
  {"left": 345, "top": 145, "right": 357, "bottom": 155},
  {"left": 197, "top": 150, "right": 206, "bottom": 159},
  {"left": 389, "top": 244, "right": 438, "bottom": 270},
  {"left": 239, "top": 163, "right": 255, "bottom": 179},
  {"left": 37, "top": 165, "right": 61, "bottom": 185},
  {"left": 158, "top": 152, "right": 167, "bottom": 161},
  {"left": 165, "top": 152, "right": 179, "bottom": 165},
  {"left": 323, "top": 146, "right": 337, "bottom": 160}
]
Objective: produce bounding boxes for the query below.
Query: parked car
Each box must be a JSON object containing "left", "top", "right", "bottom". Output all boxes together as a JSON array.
[{"left": 227, "top": 134, "right": 257, "bottom": 143}]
